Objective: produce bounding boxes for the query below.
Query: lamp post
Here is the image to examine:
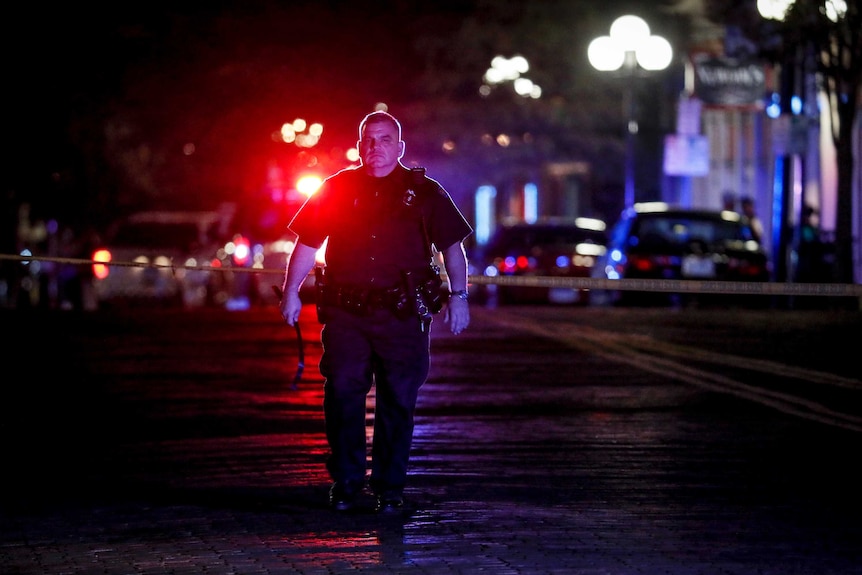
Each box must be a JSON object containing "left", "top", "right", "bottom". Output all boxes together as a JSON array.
[
  {"left": 758, "top": 0, "right": 797, "bottom": 285},
  {"left": 588, "top": 15, "right": 672, "bottom": 209}
]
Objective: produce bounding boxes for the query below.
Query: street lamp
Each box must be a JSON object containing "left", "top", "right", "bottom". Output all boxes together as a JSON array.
[
  {"left": 481, "top": 54, "right": 542, "bottom": 99},
  {"left": 588, "top": 15, "right": 672, "bottom": 208}
]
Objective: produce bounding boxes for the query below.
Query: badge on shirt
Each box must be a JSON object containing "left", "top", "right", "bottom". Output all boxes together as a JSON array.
[{"left": 403, "top": 189, "right": 416, "bottom": 207}]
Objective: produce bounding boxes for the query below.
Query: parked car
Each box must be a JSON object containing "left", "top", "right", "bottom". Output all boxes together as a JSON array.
[
  {"left": 91, "top": 211, "right": 227, "bottom": 308},
  {"left": 473, "top": 217, "right": 607, "bottom": 305},
  {"left": 592, "top": 202, "right": 771, "bottom": 307}
]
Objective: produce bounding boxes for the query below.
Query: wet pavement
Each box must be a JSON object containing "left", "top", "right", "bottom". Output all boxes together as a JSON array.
[{"left": 1, "top": 304, "right": 861, "bottom": 574}]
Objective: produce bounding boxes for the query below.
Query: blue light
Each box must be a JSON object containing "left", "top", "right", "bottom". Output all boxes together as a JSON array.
[
  {"left": 475, "top": 185, "right": 497, "bottom": 245},
  {"left": 791, "top": 95, "right": 802, "bottom": 115},
  {"left": 766, "top": 103, "right": 781, "bottom": 119},
  {"left": 524, "top": 183, "right": 538, "bottom": 223},
  {"left": 765, "top": 92, "right": 781, "bottom": 119}
]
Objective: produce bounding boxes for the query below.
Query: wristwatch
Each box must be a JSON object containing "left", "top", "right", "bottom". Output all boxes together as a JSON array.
[{"left": 450, "top": 289, "right": 469, "bottom": 301}]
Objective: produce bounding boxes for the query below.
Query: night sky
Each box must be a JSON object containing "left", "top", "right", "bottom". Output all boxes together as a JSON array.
[{"left": 8, "top": 2, "right": 475, "bottom": 217}]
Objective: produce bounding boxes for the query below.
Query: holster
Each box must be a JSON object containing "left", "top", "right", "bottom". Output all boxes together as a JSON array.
[
  {"left": 419, "top": 265, "right": 444, "bottom": 315},
  {"left": 401, "top": 265, "right": 444, "bottom": 332}
]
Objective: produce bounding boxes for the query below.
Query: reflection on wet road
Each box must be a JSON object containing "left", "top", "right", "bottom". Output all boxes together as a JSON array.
[{"left": 472, "top": 307, "right": 862, "bottom": 432}]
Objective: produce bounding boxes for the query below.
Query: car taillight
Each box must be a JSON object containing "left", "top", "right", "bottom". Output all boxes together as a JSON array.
[
  {"left": 628, "top": 253, "right": 654, "bottom": 272},
  {"left": 730, "top": 258, "right": 765, "bottom": 277},
  {"left": 497, "top": 255, "right": 533, "bottom": 273},
  {"left": 497, "top": 256, "right": 514, "bottom": 273},
  {"left": 227, "top": 235, "right": 251, "bottom": 266},
  {"left": 92, "top": 249, "right": 111, "bottom": 279}
]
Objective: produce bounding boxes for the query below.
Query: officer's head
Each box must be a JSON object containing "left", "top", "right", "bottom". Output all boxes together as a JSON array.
[{"left": 358, "top": 111, "right": 405, "bottom": 177}]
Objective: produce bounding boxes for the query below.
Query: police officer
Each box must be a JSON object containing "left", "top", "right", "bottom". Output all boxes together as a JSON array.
[{"left": 279, "top": 111, "right": 472, "bottom": 513}]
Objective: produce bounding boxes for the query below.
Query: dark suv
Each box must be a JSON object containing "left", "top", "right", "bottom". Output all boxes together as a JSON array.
[
  {"left": 592, "top": 203, "right": 770, "bottom": 307},
  {"left": 473, "top": 217, "right": 607, "bottom": 305}
]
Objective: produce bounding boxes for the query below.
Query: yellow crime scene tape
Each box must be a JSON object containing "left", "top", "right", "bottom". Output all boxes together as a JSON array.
[{"left": 2, "top": 253, "right": 861, "bottom": 298}]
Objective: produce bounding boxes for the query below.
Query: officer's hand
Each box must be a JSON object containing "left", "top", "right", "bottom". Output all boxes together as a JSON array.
[
  {"left": 444, "top": 297, "right": 470, "bottom": 335},
  {"left": 280, "top": 290, "right": 303, "bottom": 326}
]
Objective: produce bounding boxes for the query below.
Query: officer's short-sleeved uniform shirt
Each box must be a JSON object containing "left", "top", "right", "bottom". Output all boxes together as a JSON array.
[{"left": 288, "top": 164, "right": 472, "bottom": 289}]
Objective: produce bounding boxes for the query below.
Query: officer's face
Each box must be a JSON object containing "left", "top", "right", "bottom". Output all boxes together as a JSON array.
[{"left": 359, "top": 121, "right": 404, "bottom": 177}]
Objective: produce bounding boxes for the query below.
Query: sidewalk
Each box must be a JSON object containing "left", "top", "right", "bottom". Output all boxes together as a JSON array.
[{"left": 1, "top": 306, "right": 860, "bottom": 574}]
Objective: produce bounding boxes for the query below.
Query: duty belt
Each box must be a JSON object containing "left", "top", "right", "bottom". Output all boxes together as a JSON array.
[{"left": 318, "top": 283, "right": 407, "bottom": 316}]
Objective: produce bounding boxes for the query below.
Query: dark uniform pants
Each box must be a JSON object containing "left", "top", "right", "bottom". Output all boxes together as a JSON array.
[{"left": 319, "top": 307, "right": 431, "bottom": 494}]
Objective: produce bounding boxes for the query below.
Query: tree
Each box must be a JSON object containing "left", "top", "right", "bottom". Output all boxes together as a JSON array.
[
  {"left": 785, "top": 0, "right": 861, "bottom": 286},
  {"left": 401, "top": 0, "right": 690, "bottom": 223},
  {"left": 704, "top": 0, "right": 860, "bottom": 285}
]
